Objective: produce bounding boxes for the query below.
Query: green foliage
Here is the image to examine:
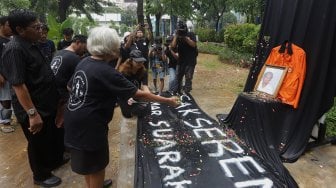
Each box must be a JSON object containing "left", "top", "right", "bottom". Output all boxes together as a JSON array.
[
  {"left": 222, "top": 12, "right": 237, "bottom": 26},
  {"left": 46, "top": 14, "right": 62, "bottom": 42},
  {"left": 326, "top": 99, "right": 336, "bottom": 137},
  {"left": 195, "top": 28, "right": 225, "bottom": 43},
  {"left": 227, "top": 0, "right": 264, "bottom": 23},
  {"left": 0, "top": 0, "right": 30, "bottom": 15},
  {"left": 121, "top": 6, "right": 137, "bottom": 27},
  {"left": 46, "top": 14, "right": 96, "bottom": 44},
  {"left": 197, "top": 42, "right": 253, "bottom": 66},
  {"left": 195, "top": 28, "right": 217, "bottom": 42},
  {"left": 224, "top": 23, "right": 260, "bottom": 53}
]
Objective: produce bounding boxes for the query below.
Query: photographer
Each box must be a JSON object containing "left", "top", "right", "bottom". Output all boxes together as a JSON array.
[
  {"left": 149, "top": 42, "right": 167, "bottom": 95},
  {"left": 125, "top": 23, "right": 153, "bottom": 69},
  {"left": 171, "top": 21, "right": 197, "bottom": 94},
  {"left": 164, "top": 36, "right": 179, "bottom": 94}
]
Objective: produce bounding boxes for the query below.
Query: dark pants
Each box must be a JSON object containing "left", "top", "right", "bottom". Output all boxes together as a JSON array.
[
  {"left": 16, "top": 112, "right": 64, "bottom": 181},
  {"left": 174, "top": 64, "right": 196, "bottom": 93}
]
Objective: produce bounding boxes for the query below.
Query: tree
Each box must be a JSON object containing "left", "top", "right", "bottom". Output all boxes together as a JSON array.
[
  {"left": 146, "top": 0, "right": 164, "bottom": 36},
  {"left": 58, "top": 0, "right": 104, "bottom": 22},
  {"left": 121, "top": 5, "right": 138, "bottom": 27},
  {"left": 0, "top": 0, "right": 30, "bottom": 15},
  {"left": 30, "top": 0, "right": 58, "bottom": 22},
  {"left": 137, "top": 0, "right": 145, "bottom": 24},
  {"left": 193, "top": 0, "right": 228, "bottom": 32},
  {"left": 227, "top": 0, "right": 264, "bottom": 23}
]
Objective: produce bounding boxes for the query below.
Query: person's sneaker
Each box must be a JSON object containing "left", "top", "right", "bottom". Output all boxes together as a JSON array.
[
  {"left": 34, "top": 175, "right": 62, "bottom": 187},
  {"left": 0, "top": 125, "right": 15, "bottom": 133},
  {"left": 103, "top": 179, "right": 112, "bottom": 188}
]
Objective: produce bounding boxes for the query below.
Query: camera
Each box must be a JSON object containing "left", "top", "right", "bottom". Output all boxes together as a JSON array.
[
  {"left": 176, "top": 21, "right": 188, "bottom": 37},
  {"left": 164, "top": 36, "right": 173, "bottom": 47},
  {"left": 152, "top": 44, "right": 162, "bottom": 52}
]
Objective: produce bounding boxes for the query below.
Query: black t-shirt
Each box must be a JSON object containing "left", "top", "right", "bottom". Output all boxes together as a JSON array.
[
  {"left": 1, "top": 36, "right": 59, "bottom": 117},
  {"left": 57, "top": 39, "right": 72, "bottom": 50},
  {"left": 64, "top": 57, "right": 138, "bottom": 151},
  {"left": 120, "top": 42, "right": 131, "bottom": 63},
  {"left": 130, "top": 38, "right": 150, "bottom": 68},
  {"left": 51, "top": 49, "right": 81, "bottom": 99},
  {"left": 38, "top": 39, "right": 56, "bottom": 64},
  {"left": 165, "top": 47, "right": 178, "bottom": 69},
  {"left": 177, "top": 32, "right": 198, "bottom": 66}
]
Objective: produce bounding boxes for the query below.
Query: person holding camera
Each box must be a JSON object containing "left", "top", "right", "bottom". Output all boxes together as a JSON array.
[
  {"left": 164, "top": 35, "right": 179, "bottom": 94},
  {"left": 124, "top": 23, "right": 153, "bottom": 69},
  {"left": 149, "top": 43, "right": 167, "bottom": 95},
  {"left": 171, "top": 21, "right": 197, "bottom": 94}
]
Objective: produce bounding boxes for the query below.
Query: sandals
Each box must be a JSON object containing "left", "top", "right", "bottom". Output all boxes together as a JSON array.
[{"left": 1, "top": 125, "right": 15, "bottom": 133}]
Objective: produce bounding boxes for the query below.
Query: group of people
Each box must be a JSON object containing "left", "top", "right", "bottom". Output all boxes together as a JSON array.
[
  {"left": 118, "top": 20, "right": 198, "bottom": 96},
  {"left": 0, "top": 8, "right": 198, "bottom": 188}
]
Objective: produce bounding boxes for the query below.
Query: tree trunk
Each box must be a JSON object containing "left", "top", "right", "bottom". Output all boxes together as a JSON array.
[
  {"left": 155, "top": 14, "right": 161, "bottom": 37},
  {"left": 137, "top": 0, "right": 144, "bottom": 24},
  {"left": 58, "top": 0, "right": 71, "bottom": 22},
  {"left": 146, "top": 14, "right": 153, "bottom": 34}
]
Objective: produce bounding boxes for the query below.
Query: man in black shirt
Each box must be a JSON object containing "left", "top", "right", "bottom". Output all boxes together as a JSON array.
[
  {"left": 57, "top": 27, "right": 74, "bottom": 50},
  {"left": 0, "top": 16, "right": 13, "bottom": 131},
  {"left": 38, "top": 24, "right": 56, "bottom": 64},
  {"left": 50, "top": 34, "right": 87, "bottom": 128},
  {"left": 171, "top": 21, "right": 198, "bottom": 94},
  {"left": 1, "top": 9, "right": 65, "bottom": 187},
  {"left": 125, "top": 24, "right": 153, "bottom": 69}
]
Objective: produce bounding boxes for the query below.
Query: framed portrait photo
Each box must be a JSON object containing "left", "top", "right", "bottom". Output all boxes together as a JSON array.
[{"left": 254, "top": 65, "right": 288, "bottom": 97}]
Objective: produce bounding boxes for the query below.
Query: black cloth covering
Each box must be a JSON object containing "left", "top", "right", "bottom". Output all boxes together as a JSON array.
[
  {"left": 231, "top": 0, "right": 336, "bottom": 162},
  {"left": 135, "top": 93, "right": 296, "bottom": 187}
]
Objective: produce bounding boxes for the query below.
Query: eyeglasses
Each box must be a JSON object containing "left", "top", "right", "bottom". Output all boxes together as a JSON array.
[{"left": 28, "top": 24, "right": 42, "bottom": 31}]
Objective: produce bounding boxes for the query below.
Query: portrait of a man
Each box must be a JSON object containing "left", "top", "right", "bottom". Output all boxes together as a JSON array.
[{"left": 255, "top": 65, "right": 288, "bottom": 97}]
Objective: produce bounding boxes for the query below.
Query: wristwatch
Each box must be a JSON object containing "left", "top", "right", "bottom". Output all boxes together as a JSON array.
[{"left": 27, "top": 108, "right": 37, "bottom": 117}]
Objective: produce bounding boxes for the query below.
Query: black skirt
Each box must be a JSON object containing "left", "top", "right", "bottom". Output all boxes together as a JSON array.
[{"left": 69, "top": 146, "right": 109, "bottom": 175}]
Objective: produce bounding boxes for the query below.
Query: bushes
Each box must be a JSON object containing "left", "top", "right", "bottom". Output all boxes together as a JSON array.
[
  {"left": 224, "top": 23, "right": 260, "bottom": 54},
  {"left": 198, "top": 42, "right": 252, "bottom": 67},
  {"left": 326, "top": 99, "right": 336, "bottom": 136},
  {"left": 195, "top": 28, "right": 224, "bottom": 43}
]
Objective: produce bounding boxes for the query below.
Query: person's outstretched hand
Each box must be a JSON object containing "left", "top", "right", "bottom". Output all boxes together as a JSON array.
[{"left": 167, "top": 96, "right": 181, "bottom": 107}]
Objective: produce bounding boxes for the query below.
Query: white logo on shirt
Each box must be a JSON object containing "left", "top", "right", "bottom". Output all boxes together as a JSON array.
[
  {"left": 50, "top": 56, "right": 62, "bottom": 75},
  {"left": 68, "top": 70, "right": 88, "bottom": 111}
]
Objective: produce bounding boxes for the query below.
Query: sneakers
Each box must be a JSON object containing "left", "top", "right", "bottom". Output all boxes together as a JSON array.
[
  {"left": 34, "top": 175, "right": 62, "bottom": 187},
  {"left": 0, "top": 124, "right": 15, "bottom": 133}
]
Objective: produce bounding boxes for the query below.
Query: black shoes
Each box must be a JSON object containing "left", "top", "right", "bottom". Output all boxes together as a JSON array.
[
  {"left": 34, "top": 175, "right": 62, "bottom": 187},
  {"left": 103, "top": 179, "right": 113, "bottom": 187}
]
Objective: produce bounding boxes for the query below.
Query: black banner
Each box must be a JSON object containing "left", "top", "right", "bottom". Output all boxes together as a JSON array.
[{"left": 135, "top": 93, "right": 289, "bottom": 188}]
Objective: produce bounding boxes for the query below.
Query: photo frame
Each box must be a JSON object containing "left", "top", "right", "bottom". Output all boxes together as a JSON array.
[{"left": 254, "top": 65, "right": 288, "bottom": 97}]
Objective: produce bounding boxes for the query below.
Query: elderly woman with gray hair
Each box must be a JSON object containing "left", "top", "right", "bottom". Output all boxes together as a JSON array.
[{"left": 63, "top": 27, "right": 179, "bottom": 188}]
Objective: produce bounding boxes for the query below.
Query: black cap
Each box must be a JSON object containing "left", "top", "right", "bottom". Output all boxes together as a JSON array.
[{"left": 130, "top": 50, "right": 146, "bottom": 62}]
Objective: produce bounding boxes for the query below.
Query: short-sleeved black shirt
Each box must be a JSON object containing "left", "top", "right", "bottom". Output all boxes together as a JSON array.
[
  {"left": 64, "top": 57, "right": 138, "bottom": 151},
  {"left": 57, "top": 40, "right": 72, "bottom": 50},
  {"left": 51, "top": 49, "right": 81, "bottom": 99},
  {"left": 177, "top": 32, "right": 198, "bottom": 66},
  {"left": 130, "top": 38, "right": 150, "bottom": 68},
  {"left": 38, "top": 39, "right": 56, "bottom": 64},
  {"left": 1, "top": 36, "right": 59, "bottom": 117},
  {"left": 165, "top": 47, "right": 178, "bottom": 69}
]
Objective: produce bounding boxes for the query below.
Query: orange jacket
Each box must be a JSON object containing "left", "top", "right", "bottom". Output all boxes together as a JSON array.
[{"left": 265, "top": 43, "right": 306, "bottom": 108}]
